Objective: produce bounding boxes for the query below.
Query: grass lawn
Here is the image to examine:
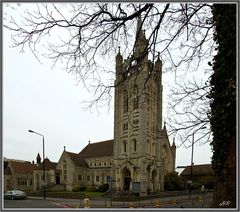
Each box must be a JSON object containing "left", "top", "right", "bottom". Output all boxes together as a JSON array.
[{"left": 27, "top": 191, "right": 104, "bottom": 199}]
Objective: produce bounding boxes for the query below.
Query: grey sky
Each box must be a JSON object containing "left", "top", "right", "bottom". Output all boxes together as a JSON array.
[{"left": 2, "top": 3, "right": 212, "bottom": 171}]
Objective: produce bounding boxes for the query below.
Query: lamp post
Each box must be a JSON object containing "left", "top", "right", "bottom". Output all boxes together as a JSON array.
[
  {"left": 28, "top": 130, "right": 46, "bottom": 199},
  {"left": 189, "top": 127, "right": 207, "bottom": 199}
]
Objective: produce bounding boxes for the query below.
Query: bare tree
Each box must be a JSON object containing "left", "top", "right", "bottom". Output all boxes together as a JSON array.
[
  {"left": 4, "top": 2, "right": 237, "bottom": 208},
  {"left": 4, "top": 3, "right": 214, "bottom": 141}
]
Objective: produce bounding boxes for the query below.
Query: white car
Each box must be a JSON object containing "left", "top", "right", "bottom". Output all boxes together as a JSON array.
[{"left": 4, "top": 190, "right": 27, "bottom": 200}]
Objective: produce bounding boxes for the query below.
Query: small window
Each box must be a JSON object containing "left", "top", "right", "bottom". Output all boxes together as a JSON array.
[
  {"left": 133, "top": 139, "right": 137, "bottom": 152},
  {"left": 147, "top": 140, "right": 150, "bottom": 154},
  {"left": 87, "top": 176, "right": 90, "bottom": 181},
  {"left": 96, "top": 176, "right": 99, "bottom": 182},
  {"left": 152, "top": 142, "right": 156, "bottom": 156},
  {"left": 78, "top": 175, "right": 83, "bottom": 181},
  {"left": 123, "top": 141, "right": 127, "bottom": 153}
]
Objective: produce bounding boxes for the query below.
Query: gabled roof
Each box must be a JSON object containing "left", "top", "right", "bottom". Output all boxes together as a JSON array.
[
  {"left": 37, "top": 158, "right": 57, "bottom": 171},
  {"left": 10, "top": 161, "right": 38, "bottom": 174},
  {"left": 180, "top": 164, "right": 213, "bottom": 176},
  {"left": 79, "top": 139, "right": 113, "bottom": 158},
  {"left": 65, "top": 151, "right": 88, "bottom": 167}
]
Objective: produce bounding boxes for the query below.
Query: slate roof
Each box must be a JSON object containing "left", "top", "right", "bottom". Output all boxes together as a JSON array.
[
  {"left": 65, "top": 151, "right": 88, "bottom": 167},
  {"left": 10, "top": 161, "right": 38, "bottom": 174},
  {"left": 79, "top": 139, "right": 113, "bottom": 158},
  {"left": 180, "top": 164, "right": 213, "bottom": 176}
]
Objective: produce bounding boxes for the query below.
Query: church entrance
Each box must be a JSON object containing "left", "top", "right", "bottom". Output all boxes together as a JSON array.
[
  {"left": 152, "top": 170, "right": 158, "bottom": 191},
  {"left": 123, "top": 168, "right": 131, "bottom": 191},
  {"left": 56, "top": 173, "right": 60, "bottom": 184}
]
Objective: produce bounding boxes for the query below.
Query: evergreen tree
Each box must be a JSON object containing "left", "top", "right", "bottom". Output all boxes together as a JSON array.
[{"left": 209, "top": 4, "right": 236, "bottom": 208}]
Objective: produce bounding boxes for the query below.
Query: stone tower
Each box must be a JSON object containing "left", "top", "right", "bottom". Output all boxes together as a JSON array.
[{"left": 112, "top": 17, "right": 176, "bottom": 196}]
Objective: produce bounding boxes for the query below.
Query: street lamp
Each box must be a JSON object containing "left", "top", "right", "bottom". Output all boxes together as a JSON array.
[
  {"left": 189, "top": 127, "right": 206, "bottom": 199},
  {"left": 28, "top": 130, "right": 46, "bottom": 199}
]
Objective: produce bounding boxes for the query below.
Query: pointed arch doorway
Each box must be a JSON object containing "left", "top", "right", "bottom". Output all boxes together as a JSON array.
[{"left": 122, "top": 168, "right": 131, "bottom": 191}]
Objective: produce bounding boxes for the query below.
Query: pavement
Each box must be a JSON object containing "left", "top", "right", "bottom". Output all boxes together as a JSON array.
[{"left": 29, "top": 191, "right": 213, "bottom": 208}]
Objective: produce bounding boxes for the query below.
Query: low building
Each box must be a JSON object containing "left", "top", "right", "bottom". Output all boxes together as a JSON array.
[
  {"left": 56, "top": 140, "right": 113, "bottom": 191},
  {"left": 4, "top": 156, "right": 58, "bottom": 192},
  {"left": 180, "top": 164, "right": 214, "bottom": 189},
  {"left": 4, "top": 160, "right": 37, "bottom": 191}
]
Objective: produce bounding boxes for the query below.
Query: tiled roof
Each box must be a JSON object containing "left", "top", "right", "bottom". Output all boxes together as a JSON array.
[
  {"left": 65, "top": 151, "right": 88, "bottom": 167},
  {"left": 79, "top": 139, "right": 113, "bottom": 158},
  {"left": 10, "top": 161, "right": 38, "bottom": 174},
  {"left": 180, "top": 164, "right": 213, "bottom": 176},
  {"left": 37, "top": 158, "right": 57, "bottom": 171}
]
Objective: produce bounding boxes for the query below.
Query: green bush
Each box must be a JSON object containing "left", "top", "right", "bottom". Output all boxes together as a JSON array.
[
  {"left": 79, "top": 186, "right": 87, "bottom": 191},
  {"left": 191, "top": 183, "right": 201, "bottom": 190},
  {"left": 97, "top": 184, "right": 109, "bottom": 192},
  {"left": 164, "top": 171, "right": 184, "bottom": 191},
  {"left": 200, "top": 175, "right": 215, "bottom": 189},
  {"left": 72, "top": 186, "right": 81, "bottom": 192}
]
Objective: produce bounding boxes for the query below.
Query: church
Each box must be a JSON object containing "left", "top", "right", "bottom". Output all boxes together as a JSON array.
[
  {"left": 56, "top": 17, "right": 176, "bottom": 196},
  {"left": 4, "top": 18, "right": 176, "bottom": 196}
]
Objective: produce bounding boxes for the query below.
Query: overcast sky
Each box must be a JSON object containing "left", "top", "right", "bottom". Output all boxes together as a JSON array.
[{"left": 2, "top": 3, "right": 213, "bottom": 172}]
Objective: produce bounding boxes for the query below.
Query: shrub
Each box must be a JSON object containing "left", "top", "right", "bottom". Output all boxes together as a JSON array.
[
  {"left": 97, "top": 184, "right": 109, "bottom": 192},
  {"left": 200, "top": 175, "right": 215, "bottom": 189},
  {"left": 79, "top": 186, "right": 87, "bottom": 191},
  {"left": 164, "top": 171, "right": 184, "bottom": 191},
  {"left": 191, "top": 183, "right": 201, "bottom": 190},
  {"left": 72, "top": 186, "right": 81, "bottom": 192}
]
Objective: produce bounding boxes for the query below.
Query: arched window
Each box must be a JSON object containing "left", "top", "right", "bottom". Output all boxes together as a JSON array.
[
  {"left": 123, "top": 90, "right": 128, "bottom": 113},
  {"left": 123, "top": 122, "right": 128, "bottom": 131},
  {"left": 147, "top": 140, "right": 150, "bottom": 155},
  {"left": 152, "top": 142, "right": 156, "bottom": 156},
  {"left": 123, "top": 141, "right": 127, "bottom": 153},
  {"left": 133, "top": 86, "right": 139, "bottom": 110},
  {"left": 63, "top": 160, "right": 67, "bottom": 180},
  {"left": 132, "top": 139, "right": 137, "bottom": 152}
]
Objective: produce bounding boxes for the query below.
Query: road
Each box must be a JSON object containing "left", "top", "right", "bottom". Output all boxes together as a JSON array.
[
  {"left": 3, "top": 198, "right": 69, "bottom": 208},
  {"left": 3, "top": 192, "right": 213, "bottom": 209}
]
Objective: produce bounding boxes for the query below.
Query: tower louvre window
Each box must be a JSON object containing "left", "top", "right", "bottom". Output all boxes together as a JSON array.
[
  {"left": 133, "top": 86, "right": 139, "bottom": 110},
  {"left": 152, "top": 142, "right": 156, "bottom": 156},
  {"left": 123, "top": 141, "right": 127, "bottom": 153},
  {"left": 123, "top": 122, "right": 128, "bottom": 131},
  {"left": 123, "top": 90, "right": 128, "bottom": 113},
  {"left": 133, "top": 139, "right": 137, "bottom": 152},
  {"left": 133, "top": 96, "right": 139, "bottom": 110}
]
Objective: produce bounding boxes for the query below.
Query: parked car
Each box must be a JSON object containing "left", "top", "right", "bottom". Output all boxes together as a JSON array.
[{"left": 4, "top": 190, "right": 27, "bottom": 200}]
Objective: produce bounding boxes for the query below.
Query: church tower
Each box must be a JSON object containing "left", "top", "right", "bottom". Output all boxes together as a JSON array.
[{"left": 112, "top": 17, "right": 175, "bottom": 196}]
